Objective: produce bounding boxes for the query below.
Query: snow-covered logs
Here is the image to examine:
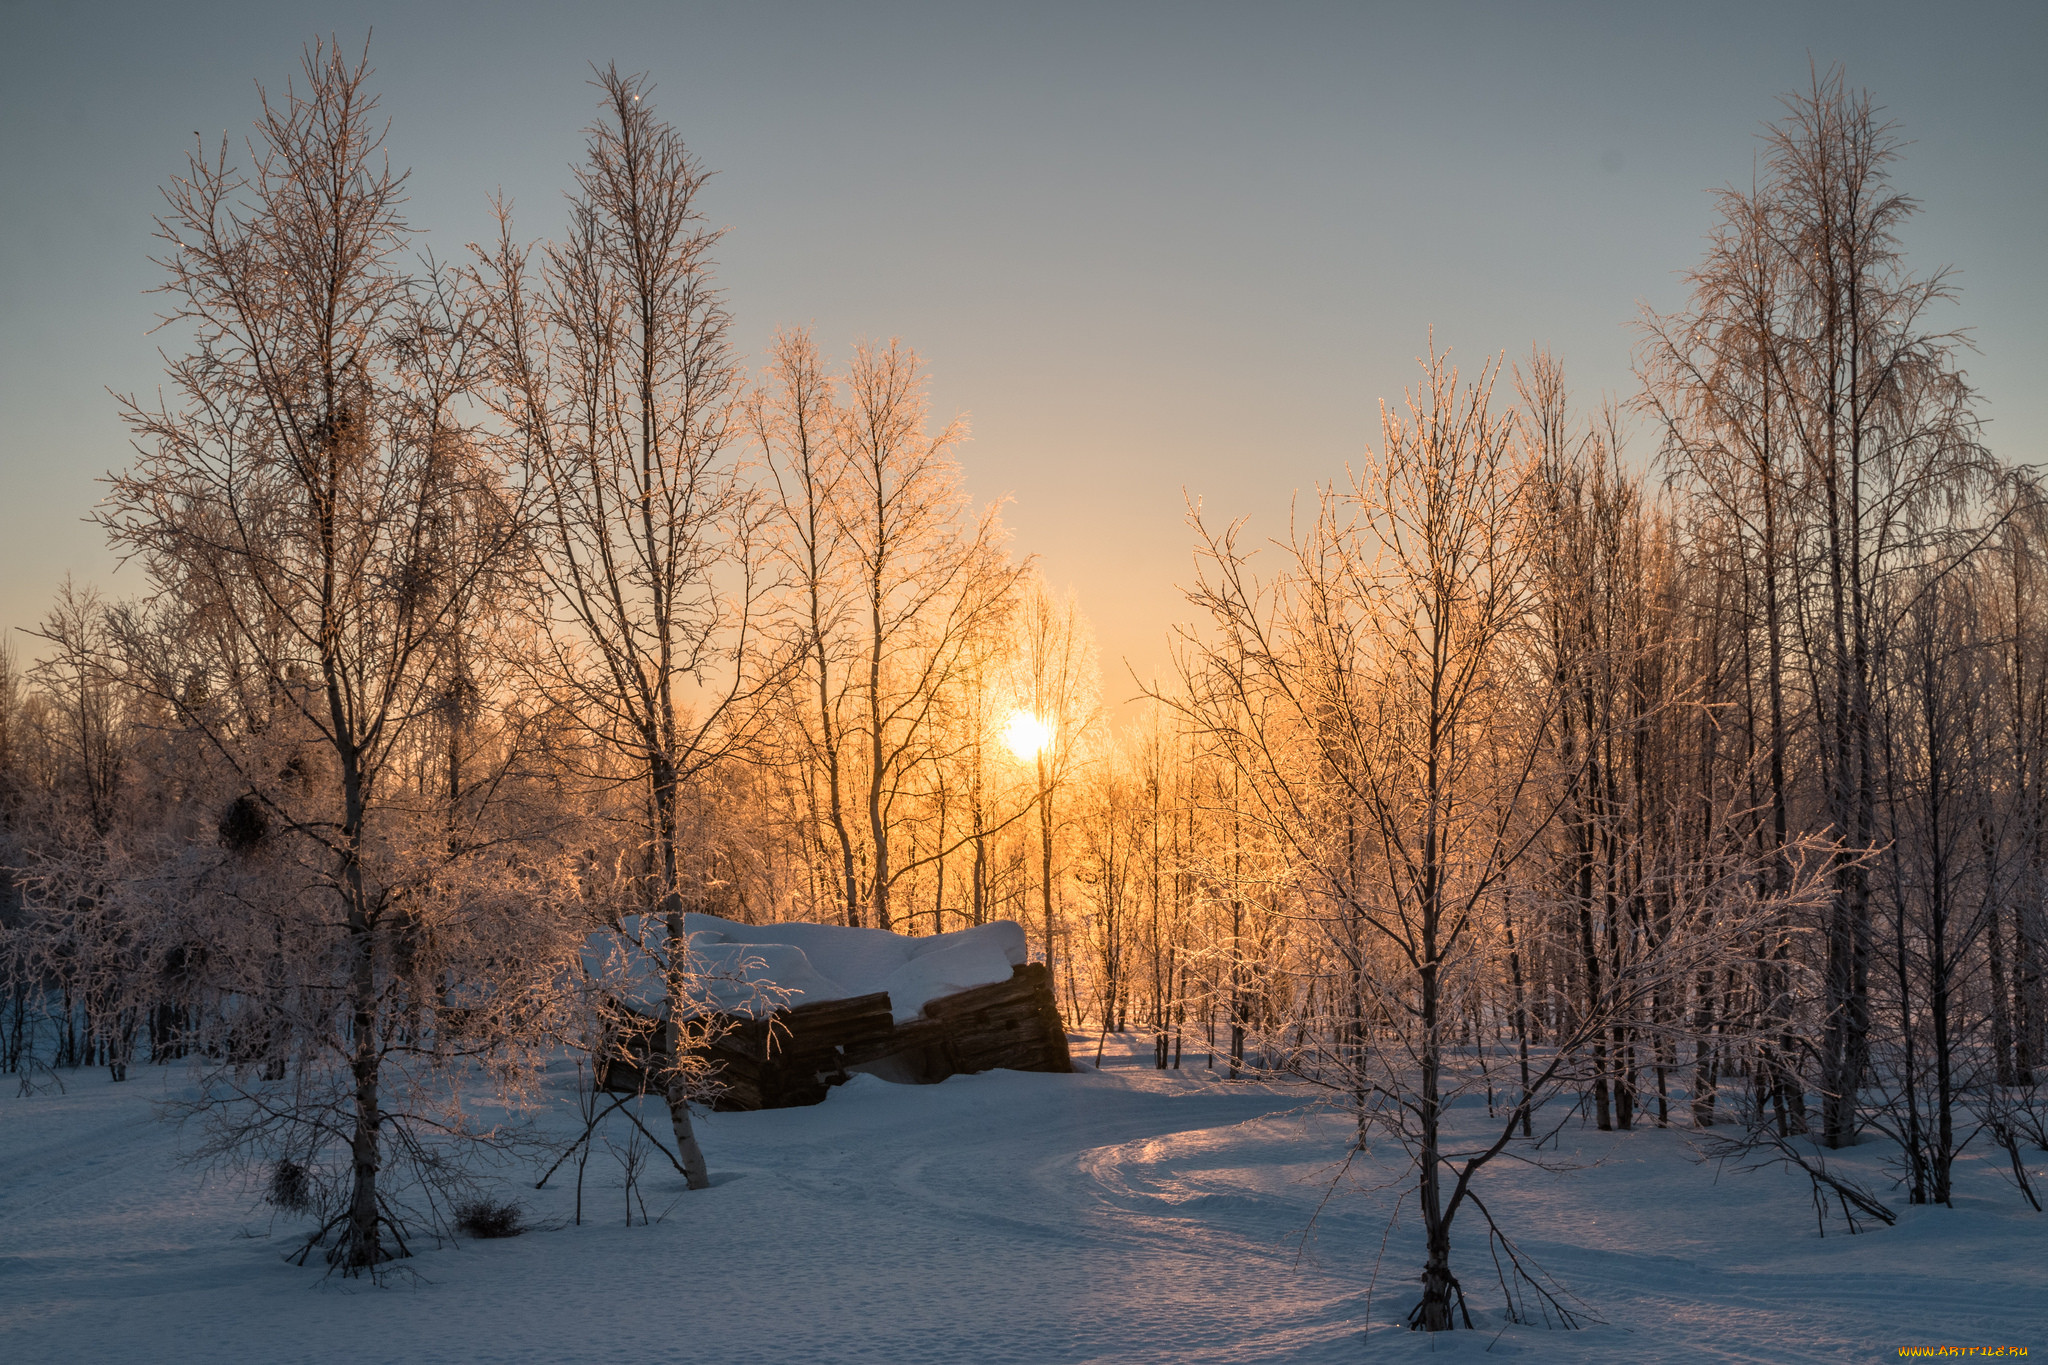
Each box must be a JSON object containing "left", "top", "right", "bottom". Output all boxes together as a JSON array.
[{"left": 588, "top": 917, "right": 1073, "bottom": 1109}]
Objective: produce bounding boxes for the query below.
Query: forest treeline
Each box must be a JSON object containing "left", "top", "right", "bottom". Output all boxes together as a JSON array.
[{"left": 1, "top": 46, "right": 2042, "bottom": 1319}]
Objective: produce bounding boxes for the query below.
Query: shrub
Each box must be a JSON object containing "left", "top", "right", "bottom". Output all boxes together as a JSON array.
[
  {"left": 267, "top": 1159, "right": 313, "bottom": 1214},
  {"left": 453, "top": 1199, "right": 526, "bottom": 1239}
]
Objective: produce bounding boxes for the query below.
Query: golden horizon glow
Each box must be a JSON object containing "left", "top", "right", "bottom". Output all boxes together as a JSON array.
[{"left": 1003, "top": 709, "right": 1053, "bottom": 762}]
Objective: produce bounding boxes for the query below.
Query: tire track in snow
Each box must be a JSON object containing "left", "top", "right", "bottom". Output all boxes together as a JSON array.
[
  {"left": 847, "top": 1073, "right": 1373, "bottom": 1362},
  {"left": 0, "top": 1088, "right": 165, "bottom": 1222}
]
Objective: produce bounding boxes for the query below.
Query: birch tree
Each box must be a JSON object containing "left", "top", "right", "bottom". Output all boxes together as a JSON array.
[
  {"left": 1012, "top": 577, "right": 1099, "bottom": 979},
  {"left": 1173, "top": 348, "right": 1555, "bottom": 1329},
  {"left": 104, "top": 41, "right": 546, "bottom": 1271},
  {"left": 472, "top": 67, "right": 787, "bottom": 1188},
  {"left": 1172, "top": 346, "right": 1818, "bottom": 1329},
  {"left": 1641, "top": 65, "right": 1988, "bottom": 1148},
  {"left": 835, "top": 339, "right": 1022, "bottom": 930}
]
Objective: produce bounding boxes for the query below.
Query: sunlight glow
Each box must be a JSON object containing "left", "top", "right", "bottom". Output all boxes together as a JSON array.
[{"left": 1003, "top": 710, "right": 1053, "bottom": 762}]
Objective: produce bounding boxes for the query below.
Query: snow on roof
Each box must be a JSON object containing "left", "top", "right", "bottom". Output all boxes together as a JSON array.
[{"left": 582, "top": 914, "right": 1028, "bottom": 1023}]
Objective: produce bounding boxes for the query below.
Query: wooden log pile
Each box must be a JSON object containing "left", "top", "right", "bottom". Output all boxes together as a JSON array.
[
  {"left": 924, "top": 962, "right": 1074, "bottom": 1076},
  {"left": 596, "top": 963, "right": 1072, "bottom": 1110},
  {"left": 703, "top": 991, "right": 894, "bottom": 1110}
]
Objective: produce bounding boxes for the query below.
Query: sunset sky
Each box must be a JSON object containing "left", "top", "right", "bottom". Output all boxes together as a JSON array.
[{"left": 3, "top": 0, "right": 2041, "bottom": 707}]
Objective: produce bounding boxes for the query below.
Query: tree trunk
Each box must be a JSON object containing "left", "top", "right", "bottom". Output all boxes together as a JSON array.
[
  {"left": 661, "top": 903, "right": 713, "bottom": 1192},
  {"left": 662, "top": 1055, "right": 712, "bottom": 1191},
  {"left": 343, "top": 840, "right": 384, "bottom": 1270}
]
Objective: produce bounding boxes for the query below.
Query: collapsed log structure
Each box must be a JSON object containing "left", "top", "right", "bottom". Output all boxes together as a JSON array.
[{"left": 597, "top": 962, "right": 1073, "bottom": 1110}]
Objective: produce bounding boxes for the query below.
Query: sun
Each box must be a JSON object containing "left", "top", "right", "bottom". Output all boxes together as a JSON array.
[{"left": 1003, "top": 710, "right": 1053, "bottom": 761}]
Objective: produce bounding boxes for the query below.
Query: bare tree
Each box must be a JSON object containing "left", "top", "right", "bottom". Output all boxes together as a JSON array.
[
  {"left": 751, "top": 328, "right": 866, "bottom": 921},
  {"left": 105, "top": 41, "right": 543, "bottom": 1272},
  {"left": 831, "top": 338, "right": 1023, "bottom": 931},
  {"left": 1012, "top": 577, "right": 1099, "bottom": 981},
  {"left": 27, "top": 583, "right": 129, "bottom": 841},
  {"left": 1170, "top": 345, "right": 1822, "bottom": 1330},
  {"left": 1641, "top": 66, "right": 1990, "bottom": 1149},
  {"left": 1171, "top": 347, "right": 1553, "bottom": 1328},
  {"left": 471, "top": 66, "right": 788, "bottom": 1188},
  {"left": 1983, "top": 481, "right": 2048, "bottom": 1083}
]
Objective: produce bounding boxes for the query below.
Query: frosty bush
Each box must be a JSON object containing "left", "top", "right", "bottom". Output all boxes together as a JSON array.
[
  {"left": 453, "top": 1199, "right": 527, "bottom": 1240},
  {"left": 266, "top": 1160, "right": 315, "bottom": 1216}
]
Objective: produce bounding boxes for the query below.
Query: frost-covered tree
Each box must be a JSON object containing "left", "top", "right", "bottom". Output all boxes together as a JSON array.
[
  {"left": 1170, "top": 347, "right": 1826, "bottom": 1329},
  {"left": 103, "top": 41, "right": 556, "bottom": 1272},
  {"left": 471, "top": 66, "right": 789, "bottom": 1188}
]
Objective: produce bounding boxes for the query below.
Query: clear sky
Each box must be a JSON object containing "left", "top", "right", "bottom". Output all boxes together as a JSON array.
[{"left": 3, "top": 1, "right": 2042, "bottom": 707}]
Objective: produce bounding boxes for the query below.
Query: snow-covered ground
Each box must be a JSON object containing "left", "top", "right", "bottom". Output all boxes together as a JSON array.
[{"left": 2, "top": 1039, "right": 2042, "bottom": 1363}]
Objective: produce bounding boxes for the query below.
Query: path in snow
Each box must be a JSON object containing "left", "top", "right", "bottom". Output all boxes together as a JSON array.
[{"left": 0, "top": 1037, "right": 2042, "bottom": 1362}]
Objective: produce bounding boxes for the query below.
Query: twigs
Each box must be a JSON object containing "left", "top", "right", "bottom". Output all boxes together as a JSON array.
[
  {"left": 1697, "top": 1120, "right": 1896, "bottom": 1235},
  {"left": 1979, "top": 1087, "right": 2045, "bottom": 1214},
  {"left": 1466, "top": 1189, "right": 1593, "bottom": 1330},
  {"left": 536, "top": 1061, "right": 688, "bottom": 1227},
  {"left": 1986, "top": 1114, "right": 2041, "bottom": 1213},
  {"left": 534, "top": 1085, "right": 632, "bottom": 1189}
]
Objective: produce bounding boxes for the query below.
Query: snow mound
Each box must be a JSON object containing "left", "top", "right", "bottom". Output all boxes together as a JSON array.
[
  {"left": 875, "top": 933, "right": 1022, "bottom": 1020},
  {"left": 583, "top": 915, "right": 1027, "bottom": 1022}
]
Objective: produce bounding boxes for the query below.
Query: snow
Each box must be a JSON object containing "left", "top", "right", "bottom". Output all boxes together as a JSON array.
[
  {"left": 583, "top": 914, "right": 1028, "bottom": 1021},
  {"left": 1, "top": 1039, "right": 2043, "bottom": 1362},
  {"left": 872, "top": 932, "right": 1022, "bottom": 1020}
]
